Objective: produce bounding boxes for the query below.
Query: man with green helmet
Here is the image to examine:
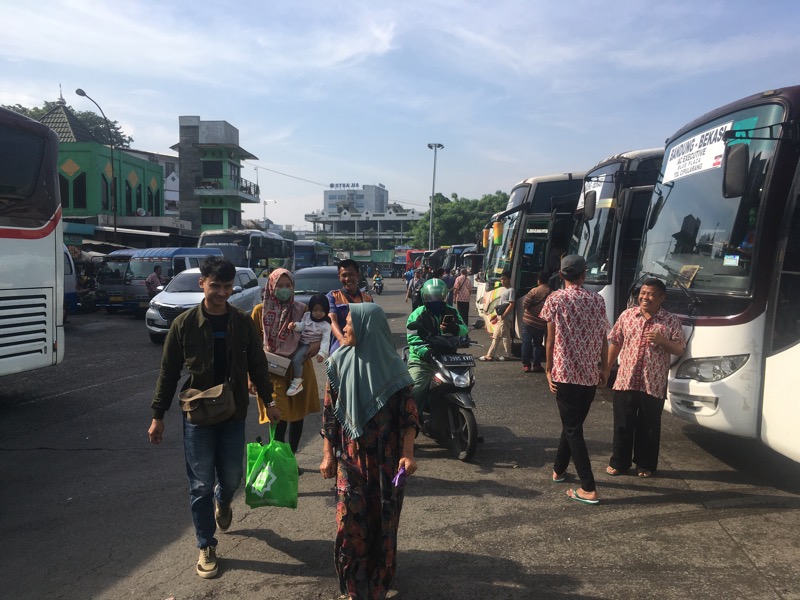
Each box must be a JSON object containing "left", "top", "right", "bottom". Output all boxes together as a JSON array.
[{"left": 406, "top": 278, "right": 469, "bottom": 411}]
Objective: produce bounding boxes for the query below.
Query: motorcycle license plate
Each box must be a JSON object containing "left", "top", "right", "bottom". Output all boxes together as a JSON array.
[{"left": 440, "top": 354, "right": 475, "bottom": 366}]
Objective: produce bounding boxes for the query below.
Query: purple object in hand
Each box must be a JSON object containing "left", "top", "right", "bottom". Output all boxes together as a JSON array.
[{"left": 392, "top": 466, "right": 407, "bottom": 487}]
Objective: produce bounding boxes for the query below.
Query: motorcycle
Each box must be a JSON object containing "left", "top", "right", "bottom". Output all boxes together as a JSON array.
[
  {"left": 404, "top": 326, "right": 479, "bottom": 461},
  {"left": 372, "top": 277, "right": 384, "bottom": 295}
]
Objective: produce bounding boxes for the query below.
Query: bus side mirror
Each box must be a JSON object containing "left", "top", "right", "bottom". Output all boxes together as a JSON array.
[
  {"left": 616, "top": 188, "right": 629, "bottom": 224},
  {"left": 648, "top": 192, "right": 665, "bottom": 230},
  {"left": 583, "top": 190, "right": 597, "bottom": 221},
  {"left": 722, "top": 143, "right": 748, "bottom": 198}
]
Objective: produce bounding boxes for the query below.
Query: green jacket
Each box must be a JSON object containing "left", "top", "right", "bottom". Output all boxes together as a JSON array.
[
  {"left": 151, "top": 303, "right": 273, "bottom": 420},
  {"left": 406, "top": 304, "right": 468, "bottom": 362}
]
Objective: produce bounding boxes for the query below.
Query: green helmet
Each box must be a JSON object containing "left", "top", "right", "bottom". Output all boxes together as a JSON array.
[{"left": 421, "top": 278, "right": 448, "bottom": 303}]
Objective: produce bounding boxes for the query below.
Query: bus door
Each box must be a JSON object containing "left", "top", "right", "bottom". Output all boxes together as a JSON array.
[
  {"left": 762, "top": 179, "right": 800, "bottom": 462},
  {"left": 614, "top": 185, "right": 653, "bottom": 317},
  {"left": 513, "top": 215, "right": 551, "bottom": 336}
]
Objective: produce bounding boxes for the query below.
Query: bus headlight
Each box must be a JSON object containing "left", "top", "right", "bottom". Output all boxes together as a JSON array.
[{"left": 675, "top": 355, "right": 749, "bottom": 382}]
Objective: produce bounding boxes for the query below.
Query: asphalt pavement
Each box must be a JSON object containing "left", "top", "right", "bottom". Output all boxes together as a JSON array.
[{"left": 1, "top": 279, "right": 799, "bottom": 599}]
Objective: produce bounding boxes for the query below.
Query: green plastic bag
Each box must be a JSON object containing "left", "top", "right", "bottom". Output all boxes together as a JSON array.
[{"left": 245, "top": 425, "right": 298, "bottom": 509}]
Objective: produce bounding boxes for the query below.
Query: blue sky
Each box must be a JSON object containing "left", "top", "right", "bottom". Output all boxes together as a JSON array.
[{"left": 3, "top": 1, "right": 799, "bottom": 230}]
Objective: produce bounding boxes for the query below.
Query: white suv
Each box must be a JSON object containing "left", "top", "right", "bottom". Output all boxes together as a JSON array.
[{"left": 145, "top": 267, "right": 264, "bottom": 343}]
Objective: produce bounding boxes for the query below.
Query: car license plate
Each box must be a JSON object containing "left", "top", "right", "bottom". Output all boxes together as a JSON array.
[
  {"left": 110, "top": 296, "right": 122, "bottom": 302},
  {"left": 441, "top": 354, "right": 475, "bottom": 366}
]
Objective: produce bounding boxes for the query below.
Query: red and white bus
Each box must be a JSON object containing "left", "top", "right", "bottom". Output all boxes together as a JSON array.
[{"left": 0, "top": 107, "right": 65, "bottom": 376}]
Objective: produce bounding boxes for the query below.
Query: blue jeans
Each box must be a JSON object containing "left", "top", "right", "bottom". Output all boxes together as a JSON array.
[
  {"left": 521, "top": 324, "right": 545, "bottom": 367},
  {"left": 183, "top": 416, "right": 246, "bottom": 549},
  {"left": 291, "top": 343, "right": 311, "bottom": 379}
]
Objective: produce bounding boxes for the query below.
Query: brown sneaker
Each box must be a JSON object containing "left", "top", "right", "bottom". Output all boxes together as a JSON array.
[
  {"left": 197, "top": 546, "right": 218, "bottom": 579},
  {"left": 215, "top": 501, "right": 232, "bottom": 531}
]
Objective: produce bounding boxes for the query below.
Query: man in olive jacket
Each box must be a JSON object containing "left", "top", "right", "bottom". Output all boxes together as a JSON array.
[{"left": 147, "top": 256, "right": 279, "bottom": 579}]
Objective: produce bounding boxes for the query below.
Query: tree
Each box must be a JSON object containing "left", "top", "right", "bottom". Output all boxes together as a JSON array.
[
  {"left": 2, "top": 101, "right": 133, "bottom": 147},
  {"left": 278, "top": 229, "right": 298, "bottom": 241},
  {"left": 409, "top": 191, "right": 509, "bottom": 248}
]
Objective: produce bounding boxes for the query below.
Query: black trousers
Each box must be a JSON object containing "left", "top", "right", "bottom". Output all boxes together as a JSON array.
[
  {"left": 609, "top": 390, "right": 665, "bottom": 472},
  {"left": 456, "top": 301, "right": 470, "bottom": 326},
  {"left": 553, "top": 382, "right": 597, "bottom": 492}
]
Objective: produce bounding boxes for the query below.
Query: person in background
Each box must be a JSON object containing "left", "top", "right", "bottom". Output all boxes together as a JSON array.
[
  {"left": 148, "top": 256, "right": 279, "bottom": 580},
  {"left": 479, "top": 270, "right": 515, "bottom": 362},
  {"left": 540, "top": 255, "right": 609, "bottom": 505},
  {"left": 251, "top": 268, "right": 320, "bottom": 455},
  {"left": 441, "top": 268, "right": 456, "bottom": 304},
  {"left": 451, "top": 267, "right": 473, "bottom": 327},
  {"left": 327, "top": 259, "right": 374, "bottom": 355},
  {"left": 604, "top": 278, "right": 685, "bottom": 478},
  {"left": 286, "top": 294, "right": 332, "bottom": 397},
  {"left": 145, "top": 264, "right": 164, "bottom": 299},
  {"left": 405, "top": 268, "right": 425, "bottom": 311},
  {"left": 320, "top": 303, "right": 419, "bottom": 600},
  {"left": 521, "top": 270, "right": 551, "bottom": 373},
  {"left": 403, "top": 267, "right": 414, "bottom": 289}
]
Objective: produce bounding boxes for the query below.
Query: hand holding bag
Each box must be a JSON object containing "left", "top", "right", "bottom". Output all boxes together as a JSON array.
[{"left": 245, "top": 425, "right": 299, "bottom": 509}]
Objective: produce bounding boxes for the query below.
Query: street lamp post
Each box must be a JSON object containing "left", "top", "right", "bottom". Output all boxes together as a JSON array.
[
  {"left": 427, "top": 143, "right": 443, "bottom": 250},
  {"left": 76, "top": 89, "right": 117, "bottom": 243}
]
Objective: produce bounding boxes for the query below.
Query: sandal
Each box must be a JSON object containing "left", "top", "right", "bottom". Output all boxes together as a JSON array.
[
  {"left": 606, "top": 466, "right": 622, "bottom": 476},
  {"left": 567, "top": 488, "right": 599, "bottom": 505},
  {"left": 552, "top": 471, "right": 566, "bottom": 483},
  {"left": 637, "top": 469, "right": 653, "bottom": 478},
  {"left": 478, "top": 356, "right": 493, "bottom": 361}
]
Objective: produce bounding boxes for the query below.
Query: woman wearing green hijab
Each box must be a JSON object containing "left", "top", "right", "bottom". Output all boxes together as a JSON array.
[{"left": 320, "top": 303, "right": 419, "bottom": 600}]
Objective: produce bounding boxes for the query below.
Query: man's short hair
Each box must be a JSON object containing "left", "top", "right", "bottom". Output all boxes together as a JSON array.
[
  {"left": 460, "top": 268, "right": 468, "bottom": 275},
  {"left": 501, "top": 270, "right": 511, "bottom": 280},
  {"left": 200, "top": 256, "right": 236, "bottom": 282},
  {"left": 338, "top": 259, "right": 360, "bottom": 273},
  {"left": 641, "top": 277, "right": 667, "bottom": 295},
  {"left": 153, "top": 265, "right": 161, "bottom": 272},
  {"left": 538, "top": 270, "right": 549, "bottom": 283}
]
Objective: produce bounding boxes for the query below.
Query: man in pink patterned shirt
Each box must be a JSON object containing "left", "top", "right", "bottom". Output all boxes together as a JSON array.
[
  {"left": 604, "top": 278, "right": 685, "bottom": 478},
  {"left": 540, "top": 255, "right": 609, "bottom": 504}
]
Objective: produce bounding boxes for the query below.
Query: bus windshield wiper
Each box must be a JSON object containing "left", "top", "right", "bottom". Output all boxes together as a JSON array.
[{"left": 651, "top": 261, "right": 702, "bottom": 311}]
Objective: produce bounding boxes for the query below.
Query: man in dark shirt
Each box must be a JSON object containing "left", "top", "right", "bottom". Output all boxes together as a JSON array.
[{"left": 148, "top": 256, "right": 279, "bottom": 580}]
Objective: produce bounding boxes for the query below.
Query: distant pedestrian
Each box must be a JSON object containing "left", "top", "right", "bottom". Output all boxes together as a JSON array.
[
  {"left": 403, "top": 268, "right": 414, "bottom": 289},
  {"left": 604, "top": 278, "right": 685, "bottom": 478},
  {"left": 520, "top": 270, "right": 551, "bottom": 373},
  {"left": 145, "top": 265, "right": 163, "bottom": 299},
  {"left": 405, "top": 269, "right": 425, "bottom": 311},
  {"left": 540, "top": 255, "right": 609, "bottom": 504},
  {"left": 451, "top": 268, "right": 473, "bottom": 326},
  {"left": 442, "top": 268, "right": 456, "bottom": 304},
  {"left": 479, "top": 270, "right": 515, "bottom": 362}
]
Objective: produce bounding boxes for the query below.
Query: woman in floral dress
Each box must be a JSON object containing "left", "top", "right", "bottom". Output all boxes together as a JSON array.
[{"left": 320, "top": 303, "right": 419, "bottom": 600}]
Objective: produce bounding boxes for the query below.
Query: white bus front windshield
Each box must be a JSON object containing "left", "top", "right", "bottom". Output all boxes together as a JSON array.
[
  {"left": 640, "top": 103, "right": 783, "bottom": 297},
  {"left": 573, "top": 164, "right": 619, "bottom": 284},
  {"left": 485, "top": 211, "right": 520, "bottom": 283}
]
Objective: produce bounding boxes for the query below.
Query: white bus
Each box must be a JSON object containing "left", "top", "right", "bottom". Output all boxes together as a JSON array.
[
  {"left": 636, "top": 85, "right": 800, "bottom": 463},
  {"left": 0, "top": 107, "right": 65, "bottom": 376},
  {"left": 570, "top": 148, "right": 663, "bottom": 323},
  {"left": 476, "top": 172, "right": 585, "bottom": 337}
]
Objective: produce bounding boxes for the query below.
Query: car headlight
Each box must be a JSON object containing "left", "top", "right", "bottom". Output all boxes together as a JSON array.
[
  {"left": 149, "top": 300, "right": 156, "bottom": 308},
  {"left": 675, "top": 355, "right": 749, "bottom": 382}
]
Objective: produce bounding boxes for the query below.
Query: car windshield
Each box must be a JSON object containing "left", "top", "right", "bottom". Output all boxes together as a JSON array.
[
  {"left": 572, "top": 163, "right": 619, "bottom": 284},
  {"left": 164, "top": 271, "right": 202, "bottom": 293},
  {"left": 126, "top": 260, "right": 171, "bottom": 280},
  {"left": 639, "top": 102, "right": 783, "bottom": 296},
  {"left": 292, "top": 272, "right": 341, "bottom": 295}
]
